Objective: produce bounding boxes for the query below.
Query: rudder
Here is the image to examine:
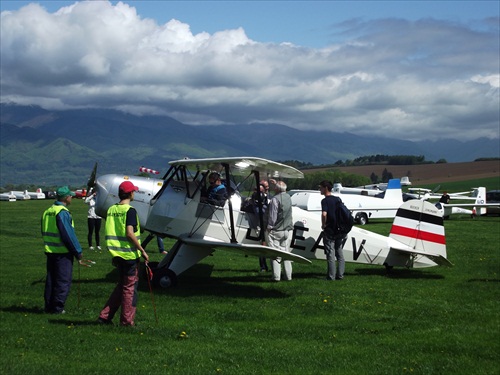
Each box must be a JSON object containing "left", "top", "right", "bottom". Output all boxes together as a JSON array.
[{"left": 389, "top": 200, "right": 447, "bottom": 259}]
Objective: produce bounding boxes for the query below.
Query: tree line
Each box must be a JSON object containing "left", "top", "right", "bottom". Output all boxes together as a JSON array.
[
  {"left": 3, "top": 156, "right": 497, "bottom": 192},
  {"left": 295, "top": 154, "right": 442, "bottom": 170}
]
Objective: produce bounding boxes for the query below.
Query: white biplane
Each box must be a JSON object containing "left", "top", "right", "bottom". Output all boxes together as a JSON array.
[{"left": 91, "top": 157, "right": 453, "bottom": 288}]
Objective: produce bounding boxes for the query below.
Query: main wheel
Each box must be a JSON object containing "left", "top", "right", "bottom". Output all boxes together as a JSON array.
[
  {"left": 356, "top": 213, "right": 368, "bottom": 225},
  {"left": 151, "top": 267, "right": 178, "bottom": 288}
]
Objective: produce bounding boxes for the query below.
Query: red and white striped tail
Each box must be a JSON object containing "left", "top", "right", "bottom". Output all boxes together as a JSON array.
[
  {"left": 139, "top": 166, "right": 160, "bottom": 175},
  {"left": 390, "top": 200, "right": 446, "bottom": 258}
]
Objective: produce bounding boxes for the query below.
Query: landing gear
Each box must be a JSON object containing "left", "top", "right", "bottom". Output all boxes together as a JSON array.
[
  {"left": 150, "top": 265, "right": 178, "bottom": 288},
  {"left": 383, "top": 263, "right": 393, "bottom": 275},
  {"left": 356, "top": 213, "right": 368, "bottom": 225}
]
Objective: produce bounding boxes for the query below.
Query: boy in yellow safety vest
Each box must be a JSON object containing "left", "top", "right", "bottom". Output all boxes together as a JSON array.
[{"left": 98, "top": 181, "right": 149, "bottom": 326}]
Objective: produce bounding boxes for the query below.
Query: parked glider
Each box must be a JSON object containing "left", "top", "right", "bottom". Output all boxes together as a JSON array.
[
  {"left": 11, "top": 190, "right": 30, "bottom": 200},
  {"left": 0, "top": 192, "right": 16, "bottom": 201},
  {"left": 27, "top": 188, "right": 46, "bottom": 200},
  {"left": 338, "top": 176, "right": 412, "bottom": 196},
  {"left": 408, "top": 187, "right": 498, "bottom": 218},
  {"left": 291, "top": 179, "right": 409, "bottom": 225},
  {"left": 92, "top": 157, "right": 452, "bottom": 288}
]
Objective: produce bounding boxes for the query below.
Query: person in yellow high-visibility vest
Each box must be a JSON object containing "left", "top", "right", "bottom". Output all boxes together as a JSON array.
[
  {"left": 41, "top": 186, "right": 83, "bottom": 314},
  {"left": 98, "top": 181, "right": 149, "bottom": 326}
]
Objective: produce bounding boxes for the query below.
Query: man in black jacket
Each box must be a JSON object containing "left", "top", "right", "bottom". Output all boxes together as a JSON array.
[{"left": 319, "top": 180, "right": 346, "bottom": 281}]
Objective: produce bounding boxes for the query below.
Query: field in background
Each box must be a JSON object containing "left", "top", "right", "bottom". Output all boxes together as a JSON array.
[{"left": 305, "top": 160, "right": 500, "bottom": 186}]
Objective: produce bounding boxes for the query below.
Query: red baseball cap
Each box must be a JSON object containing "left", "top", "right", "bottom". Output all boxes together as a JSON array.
[{"left": 119, "top": 181, "right": 139, "bottom": 193}]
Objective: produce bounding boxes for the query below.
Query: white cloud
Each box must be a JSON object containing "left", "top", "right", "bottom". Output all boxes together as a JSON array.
[{"left": 1, "top": 1, "right": 499, "bottom": 142}]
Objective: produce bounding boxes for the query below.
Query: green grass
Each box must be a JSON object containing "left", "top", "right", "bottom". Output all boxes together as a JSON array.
[{"left": 1, "top": 199, "right": 499, "bottom": 375}]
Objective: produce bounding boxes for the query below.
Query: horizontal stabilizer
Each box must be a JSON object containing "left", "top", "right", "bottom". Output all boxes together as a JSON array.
[
  {"left": 181, "top": 235, "right": 311, "bottom": 264},
  {"left": 424, "top": 254, "right": 454, "bottom": 267},
  {"left": 390, "top": 246, "right": 453, "bottom": 267}
]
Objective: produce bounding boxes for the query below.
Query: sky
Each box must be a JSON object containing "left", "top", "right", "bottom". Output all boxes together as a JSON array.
[{"left": 1, "top": 0, "right": 499, "bottom": 142}]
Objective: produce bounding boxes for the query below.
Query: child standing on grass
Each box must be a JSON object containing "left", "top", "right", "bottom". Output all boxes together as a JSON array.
[{"left": 98, "top": 181, "right": 149, "bottom": 326}]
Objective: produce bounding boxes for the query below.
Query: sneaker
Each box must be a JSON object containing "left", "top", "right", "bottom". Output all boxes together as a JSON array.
[
  {"left": 89, "top": 246, "right": 94, "bottom": 251},
  {"left": 97, "top": 317, "right": 112, "bottom": 325},
  {"left": 97, "top": 246, "right": 102, "bottom": 250}
]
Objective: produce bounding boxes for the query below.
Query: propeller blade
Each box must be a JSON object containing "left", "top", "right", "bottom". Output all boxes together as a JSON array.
[{"left": 86, "top": 162, "right": 98, "bottom": 194}]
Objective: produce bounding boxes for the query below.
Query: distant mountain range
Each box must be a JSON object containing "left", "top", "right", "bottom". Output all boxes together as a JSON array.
[{"left": 1, "top": 103, "right": 499, "bottom": 186}]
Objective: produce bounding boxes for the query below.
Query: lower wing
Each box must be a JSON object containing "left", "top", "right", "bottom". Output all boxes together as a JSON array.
[{"left": 181, "top": 236, "right": 311, "bottom": 264}]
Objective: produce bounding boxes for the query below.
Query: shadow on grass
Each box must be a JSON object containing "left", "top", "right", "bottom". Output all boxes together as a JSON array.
[
  {"left": 47, "top": 318, "right": 105, "bottom": 326},
  {"left": 144, "top": 263, "right": 291, "bottom": 299},
  {"left": 1, "top": 305, "right": 46, "bottom": 314},
  {"left": 157, "top": 277, "right": 291, "bottom": 299},
  {"left": 468, "top": 278, "right": 500, "bottom": 283},
  {"left": 352, "top": 267, "right": 444, "bottom": 279}
]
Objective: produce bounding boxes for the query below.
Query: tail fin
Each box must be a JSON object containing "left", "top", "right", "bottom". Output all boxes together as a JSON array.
[
  {"left": 389, "top": 200, "right": 451, "bottom": 266},
  {"left": 473, "top": 187, "right": 487, "bottom": 215},
  {"left": 400, "top": 176, "right": 411, "bottom": 186},
  {"left": 383, "top": 179, "right": 403, "bottom": 203}
]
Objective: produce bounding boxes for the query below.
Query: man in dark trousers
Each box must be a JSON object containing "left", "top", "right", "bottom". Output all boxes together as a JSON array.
[
  {"left": 319, "top": 180, "right": 346, "bottom": 281},
  {"left": 41, "top": 186, "right": 83, "bottom": 314}
]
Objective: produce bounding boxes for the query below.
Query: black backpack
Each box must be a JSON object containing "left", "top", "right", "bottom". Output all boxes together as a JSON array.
[{"left": 336, "top": 199, "right": 354, "bottom": 235}]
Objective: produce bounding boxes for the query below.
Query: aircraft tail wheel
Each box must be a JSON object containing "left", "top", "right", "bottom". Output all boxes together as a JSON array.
[{"left": 152, "top": 267, "right": 178, "bottom": 288}]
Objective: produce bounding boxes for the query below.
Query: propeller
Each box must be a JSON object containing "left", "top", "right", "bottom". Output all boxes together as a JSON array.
[{"left": 86, "top": 162, "right": 98, "bottom": 196}]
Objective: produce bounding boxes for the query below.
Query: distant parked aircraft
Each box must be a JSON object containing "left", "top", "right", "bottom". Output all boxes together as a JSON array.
[
  {"left": 0, "top": 192, "right": 16, "bottom": 201},
  {"left": 26, "top": 188, "right": 46, "bottom": 200},
  {"left": 11, "top": 190, "right": 30, "bottom": 200},
  {"left": 291, "top": 179, "right": 408, "bottom": 225}
]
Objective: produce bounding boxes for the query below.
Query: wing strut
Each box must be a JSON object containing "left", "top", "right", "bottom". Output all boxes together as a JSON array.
[
  {"left": 253, "top": 170, "right": 265, "bottom": 242},
  {"left": 223, "top": 163, "right": 238, "bottom": 243}
]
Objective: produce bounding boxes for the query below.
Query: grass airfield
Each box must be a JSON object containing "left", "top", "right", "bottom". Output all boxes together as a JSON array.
[{"left": 0, "top": 196, "right": 499, "bottom": 375}]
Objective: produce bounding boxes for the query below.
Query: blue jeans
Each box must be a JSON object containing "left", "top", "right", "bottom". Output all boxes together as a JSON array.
[{"left": 323, "top": 233, "right": 346, "bottom": 280}]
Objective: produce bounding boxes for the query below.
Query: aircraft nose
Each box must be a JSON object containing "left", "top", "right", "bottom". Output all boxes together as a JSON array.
[{"left": 95, "top": 175, "right": 117, "bottom": 217}]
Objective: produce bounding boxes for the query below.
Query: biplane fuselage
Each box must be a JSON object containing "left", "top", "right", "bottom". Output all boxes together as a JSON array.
[{"left": 93, "top": 157, "right": 452, "bottom": 287}]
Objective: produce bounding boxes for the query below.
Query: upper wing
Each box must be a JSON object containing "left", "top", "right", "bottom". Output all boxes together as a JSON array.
[
  {"left": 169, "top": 157, "right": 304, "bottom": 179},
  {"left": 180, "top": 236, "right": 311, "bottom": 264}
]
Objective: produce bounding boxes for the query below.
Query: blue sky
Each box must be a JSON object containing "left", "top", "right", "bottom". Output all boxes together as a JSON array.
[
  {"left": 1, "top": 1, "right": 499, "bottom": 142},
  {"left": 2, "top": 1, "right": 498, "bottom": 47}
]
